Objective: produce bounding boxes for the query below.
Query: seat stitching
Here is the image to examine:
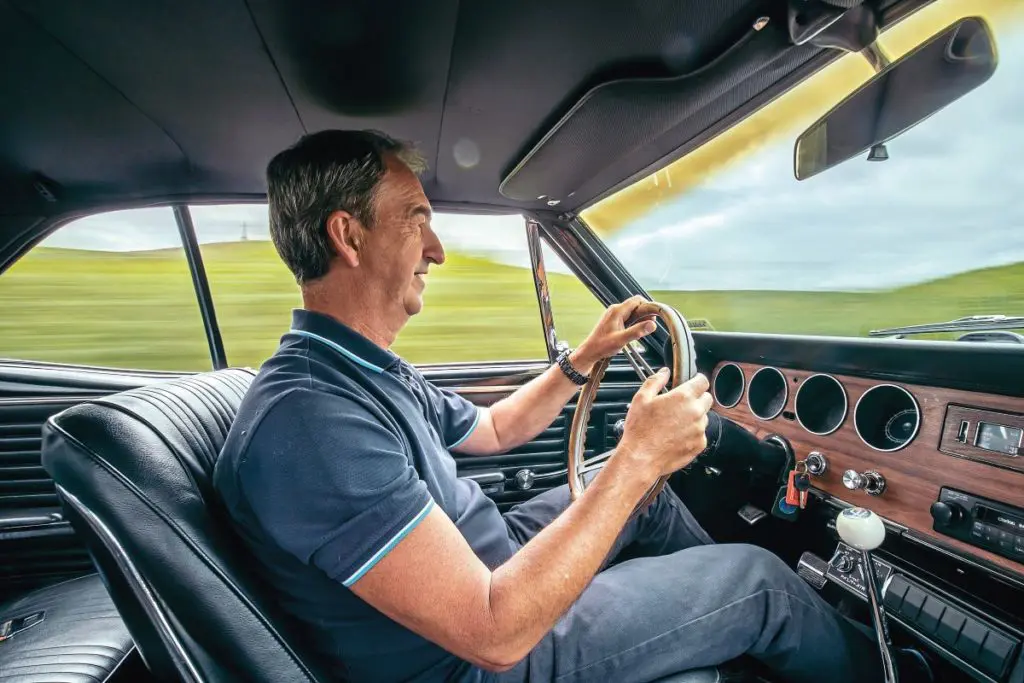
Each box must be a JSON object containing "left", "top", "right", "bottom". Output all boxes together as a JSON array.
[
  {"left": 184, "top": 377, "right": 235, "bottom": 432},
  {"left": 219, "top": 372, "right": 254, "bottom": 398},
  {"left": 132, "top": 388, "right": 217, "bottom": 465},
  {"left": 102, "top": 645, "right": 137, "bottom": 683},
  {"left": 166, "top": 380, "right": 227, "bottom": 438},
  {"left": 46, "top": 420, "right": 319, "bottom": 681},
  {"left": 154, "top": 382, "right": 227, "bottom": 460}
]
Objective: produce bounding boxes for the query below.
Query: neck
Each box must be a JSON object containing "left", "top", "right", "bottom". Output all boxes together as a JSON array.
[{"left": 301, "top": 273, "right": 405, "bottom": 350}]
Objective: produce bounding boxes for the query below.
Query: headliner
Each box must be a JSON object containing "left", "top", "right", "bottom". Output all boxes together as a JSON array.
[{"left": 1, "top": 0, "right": 915, "bottom": 228}]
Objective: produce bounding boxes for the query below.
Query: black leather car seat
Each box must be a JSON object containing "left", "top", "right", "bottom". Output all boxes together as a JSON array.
[
  {"left": 40, "top": 368, "right": 733, "bottom": 683},
  {"left": 0, "top": 573, "right": 134, "bottom": 682}
]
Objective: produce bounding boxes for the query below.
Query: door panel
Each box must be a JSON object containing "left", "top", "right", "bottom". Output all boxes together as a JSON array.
[
  {"left": 0, "top": 360, "right": 181, "bottom": 601},
  {"left": 425, "top": 359, "right": 643, "bottom": 511}
]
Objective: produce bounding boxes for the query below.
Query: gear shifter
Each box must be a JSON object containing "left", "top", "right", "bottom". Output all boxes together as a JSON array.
[{"left": 836, "top": 507, "right": 898, "bottom": 683}]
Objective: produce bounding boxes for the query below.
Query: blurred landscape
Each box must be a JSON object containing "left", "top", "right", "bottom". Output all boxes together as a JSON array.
[{"left": 1, "top": 241, "right": 1020, "bottom": 372}]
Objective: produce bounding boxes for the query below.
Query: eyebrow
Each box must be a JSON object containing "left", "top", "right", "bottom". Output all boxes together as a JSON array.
[{"left": 410, "top": 204, "right": 433, "bottom": 220}]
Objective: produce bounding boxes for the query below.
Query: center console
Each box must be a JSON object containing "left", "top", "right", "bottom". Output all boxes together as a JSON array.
[{"left": 807, "top": 541, "right": 1023, "bottom": 681}]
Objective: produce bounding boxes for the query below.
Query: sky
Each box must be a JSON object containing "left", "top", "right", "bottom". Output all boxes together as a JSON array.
[{"left": 44, "top": 20, "right": 1024, "bottom": 293}]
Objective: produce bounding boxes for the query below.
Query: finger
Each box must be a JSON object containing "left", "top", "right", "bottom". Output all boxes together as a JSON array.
[
  {"left": 612, "top": 295, "right": 647, "bottom": 323},
  {"left": 615, "top": 320, "right": 657, "bottom": 346},
  {"left": 636, "top": 366, "right": 670, "bottom": 399},
  {"left": 699, "top": 392, "right": 714, "bottom": 415},
  {"left": 683, "top": 372, "right": 710, "bottom": 396}
]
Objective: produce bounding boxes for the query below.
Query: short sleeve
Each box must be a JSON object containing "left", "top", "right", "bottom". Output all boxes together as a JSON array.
[
  {"left": 422, "top": 381, "right": 481, "bottom": 449},
  {"left": 237, "top": 388, "right": 433, "bottom": 587}
]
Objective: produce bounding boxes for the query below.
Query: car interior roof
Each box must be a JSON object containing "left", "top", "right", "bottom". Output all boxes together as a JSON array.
[{"left": 0, "top": 0, "right": 920, "bottom": 239}]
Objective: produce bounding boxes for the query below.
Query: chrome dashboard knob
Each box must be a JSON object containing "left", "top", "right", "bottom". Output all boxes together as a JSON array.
[
  {"left": 613, "top": 418, "right": 626, "bottom": 441},
  {"left": 842, "top": 469, "right": 864, "bottom": 491},
  {"left": 842, "top": 469, "right": 886, "bottom": 496},
  {"left": 514, "top": 469, "right": 535, "bottom": 491}
]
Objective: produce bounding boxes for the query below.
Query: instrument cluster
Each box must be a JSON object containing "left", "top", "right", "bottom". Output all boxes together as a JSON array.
[{"left": 714, "top": 362, "right": 923, "bottom": 452}]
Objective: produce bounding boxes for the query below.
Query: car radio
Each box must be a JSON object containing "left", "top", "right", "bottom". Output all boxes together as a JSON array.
[{"left": 930, "top": 487, "right": 1024, "bottom": 563}]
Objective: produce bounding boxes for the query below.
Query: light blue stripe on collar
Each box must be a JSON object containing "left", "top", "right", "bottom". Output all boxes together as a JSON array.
[{"left": 289, "top": 329, "right": 386, "bottom": 374}]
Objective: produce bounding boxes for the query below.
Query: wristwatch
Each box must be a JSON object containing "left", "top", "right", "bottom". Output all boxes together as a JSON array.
[{"left": 555, "top": 348, "right": 589, "bottom": 386}]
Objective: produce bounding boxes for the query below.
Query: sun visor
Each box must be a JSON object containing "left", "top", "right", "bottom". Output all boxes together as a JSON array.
[{"left": 499, "top": 20, "right": 804, "bottom": 205}]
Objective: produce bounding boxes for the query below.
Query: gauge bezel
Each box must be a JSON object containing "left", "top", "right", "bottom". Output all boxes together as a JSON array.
[
  {"left": 747, "top": 366, "right": 788, "bottom": 421},
  {"left": 795, "top": 373, "right": 848, "bottom": 436},
  {"left": 854, "top": 383, "right": 922, "bottom": 452},
  {"left": 712, "top": 362, "right": 745, "bottom": 408}
]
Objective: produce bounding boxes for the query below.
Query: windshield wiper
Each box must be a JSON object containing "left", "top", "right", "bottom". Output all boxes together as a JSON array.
[{"left": 869, "top": 315, "right": 1024, "bottom": 338}]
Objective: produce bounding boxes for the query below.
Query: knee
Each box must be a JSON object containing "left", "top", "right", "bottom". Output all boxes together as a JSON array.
[{"left": 720, "top": 544, "right": 794, "bottom": 590}]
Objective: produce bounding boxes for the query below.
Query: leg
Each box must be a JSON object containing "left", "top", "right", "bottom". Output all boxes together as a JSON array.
[
  {"left": 499, "top": 543, "right": 881, "bottom": 683},
  {"left": 503, "top": 483, "right": 712, "bottom": 559}
]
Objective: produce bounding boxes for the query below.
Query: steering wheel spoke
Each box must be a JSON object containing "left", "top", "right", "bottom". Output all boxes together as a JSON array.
[
  {"left": 577, "top": 450, "right": 614, "bottom": 477},
  {"left": 567, "top": 301, "right": 697, "bottom": 515}
]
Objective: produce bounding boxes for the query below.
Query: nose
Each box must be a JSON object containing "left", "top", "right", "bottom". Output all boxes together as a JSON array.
[{"left": 423, "top": 223, "right": 445, "bottom": 266}]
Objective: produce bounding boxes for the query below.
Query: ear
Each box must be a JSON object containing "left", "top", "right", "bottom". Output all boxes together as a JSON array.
[{"left": 325, "top": 210, "right": 363, "bottom": 268}]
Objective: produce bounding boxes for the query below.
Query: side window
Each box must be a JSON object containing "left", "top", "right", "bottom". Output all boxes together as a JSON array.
[
  {"left": 191, "top": 204, "right": 300, "bottom": 369},
  {"left": 0, "top": 208, "right": 210, "bottom": 370},
  {"left": 541, "top": 242, "right": 606, "bottom": 350},
  {"left": 192, "top": 206, "right": 549, "bottom": 366},
  {"left": 394, "top": 213, "right": 547, "bottom": 364}
]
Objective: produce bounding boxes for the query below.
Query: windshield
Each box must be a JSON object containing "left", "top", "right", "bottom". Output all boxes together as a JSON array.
[{"left": 582, "top": 0, "right": 1024, "bottom": 341}]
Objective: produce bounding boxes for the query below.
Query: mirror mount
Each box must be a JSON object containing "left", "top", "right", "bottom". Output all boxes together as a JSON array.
[
  {"left": 789, "top": 2, "right": 891, "bottom": 72},
  {"left": 790, "top": 2, "right": 895, "bottom": 163}
]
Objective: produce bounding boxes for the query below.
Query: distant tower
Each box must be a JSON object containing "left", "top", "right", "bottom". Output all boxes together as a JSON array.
[{"left": 241, "top": 220, "right": 249, "bottom": 241}]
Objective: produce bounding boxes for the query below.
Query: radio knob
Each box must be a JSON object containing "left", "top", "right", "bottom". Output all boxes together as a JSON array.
[{"left": 930, "top": 501, "right": 964, "bottom": 526}]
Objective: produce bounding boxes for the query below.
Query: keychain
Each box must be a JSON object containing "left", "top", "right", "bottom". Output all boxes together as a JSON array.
[
  {"left": 785, "top": 461, "right": 811, "bottom": 508},
  {"left": 793, "top": 467, "right": 811, "bottom": 509}
]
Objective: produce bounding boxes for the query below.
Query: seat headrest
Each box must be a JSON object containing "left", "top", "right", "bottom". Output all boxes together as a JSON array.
[{"left": 41, "top": 368, "right": 329, "bottom": 683}]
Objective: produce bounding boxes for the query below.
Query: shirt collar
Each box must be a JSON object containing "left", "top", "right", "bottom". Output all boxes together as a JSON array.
[{"left": 288, "top": 309, "right": 400, "bottom": 374}]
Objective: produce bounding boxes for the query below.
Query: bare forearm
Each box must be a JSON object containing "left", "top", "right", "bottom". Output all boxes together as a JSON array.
[
  {"left": 483, "top": 455, "right": 652, "bottom": 664},
  {"left": 487, "top": 349, "right": 595, "bottom": 453}
]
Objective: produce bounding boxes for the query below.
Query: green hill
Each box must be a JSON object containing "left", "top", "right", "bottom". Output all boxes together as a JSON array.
[{"left": 1, "top": 241, "right": 1020, "bottom": 370}]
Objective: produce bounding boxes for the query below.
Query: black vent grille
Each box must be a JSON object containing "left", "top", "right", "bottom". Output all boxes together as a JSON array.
[{"left": 0, "top": 401, "right": 81, "bottom": 509}]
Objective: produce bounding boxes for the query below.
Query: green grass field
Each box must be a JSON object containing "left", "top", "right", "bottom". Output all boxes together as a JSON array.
[{"left": 1, "top": 240, "right": 1021, "bottom": 371}]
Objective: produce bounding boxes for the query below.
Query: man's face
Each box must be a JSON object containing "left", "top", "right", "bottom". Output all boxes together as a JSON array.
[{"left": 358, "top": 156, "right": 445, "bottom": 321}]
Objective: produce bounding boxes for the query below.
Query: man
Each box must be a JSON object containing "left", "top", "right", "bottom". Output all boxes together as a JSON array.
[{"left": 213, "top": 130, "right": 884, "bottom": 683}]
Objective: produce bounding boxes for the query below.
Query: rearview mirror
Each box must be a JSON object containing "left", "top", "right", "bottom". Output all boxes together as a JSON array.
[{"left": 794, "top": 17, "right": 997, "bottom": 181}]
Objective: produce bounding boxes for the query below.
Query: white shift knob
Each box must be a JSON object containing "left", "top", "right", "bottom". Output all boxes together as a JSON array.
[{"left": 836, "top": 507, "right": 885, "bottom": 550}]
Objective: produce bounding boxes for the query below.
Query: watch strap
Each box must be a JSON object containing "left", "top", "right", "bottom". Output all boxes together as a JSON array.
[{"left": 556, "top": 349, "right": 589, "bottom": 386}]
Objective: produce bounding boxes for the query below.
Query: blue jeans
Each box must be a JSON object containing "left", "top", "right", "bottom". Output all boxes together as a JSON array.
[{"left": 494, "top": 484, "right": 881, "bottom": 683}]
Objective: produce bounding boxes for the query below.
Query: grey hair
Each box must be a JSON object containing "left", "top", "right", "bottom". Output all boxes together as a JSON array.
[{"left": 266, "top": 129, "right": 426, "bottom": 284}]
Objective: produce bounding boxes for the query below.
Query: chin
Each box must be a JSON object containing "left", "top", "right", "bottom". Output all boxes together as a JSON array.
[{"left": 404, "top": 294, "right": 424, "bottom": 317}]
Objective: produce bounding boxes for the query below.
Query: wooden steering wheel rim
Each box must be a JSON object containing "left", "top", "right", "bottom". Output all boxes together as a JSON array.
[{"left": 567, "top": 301, "right": 697, "bottom": 510}]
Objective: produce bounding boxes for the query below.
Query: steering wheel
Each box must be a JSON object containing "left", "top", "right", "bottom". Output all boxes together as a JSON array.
[{"left": 567, "top": 301, "right": 697, "bottom": 512}]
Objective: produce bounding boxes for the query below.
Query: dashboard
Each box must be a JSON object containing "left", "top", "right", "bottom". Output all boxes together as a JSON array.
[{"left": 710, "top": 361, "right": 1024, "bottom": 579}]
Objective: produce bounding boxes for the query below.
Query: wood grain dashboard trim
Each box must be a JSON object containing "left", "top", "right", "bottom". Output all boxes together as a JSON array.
[{"left": 711, "top": 361, "right": 1024, "bottom": 577}]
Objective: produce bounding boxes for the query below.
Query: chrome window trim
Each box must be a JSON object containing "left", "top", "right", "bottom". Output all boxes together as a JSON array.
[{"left": 526, "top": 218, "right": 560, "bottom": 363}]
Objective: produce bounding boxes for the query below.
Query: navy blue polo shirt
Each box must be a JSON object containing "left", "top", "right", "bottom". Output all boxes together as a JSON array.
[{"left": 213, "top": 309, "right": 516, "bottom": 683}]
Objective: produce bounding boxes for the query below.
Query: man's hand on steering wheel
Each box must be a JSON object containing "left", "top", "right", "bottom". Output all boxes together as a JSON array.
[
  {"left": 616, "top": 369, "right": 713, "bottom": 481},
  {"left": 571, "top": 295, "right": 658, "bottom": 374}
]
